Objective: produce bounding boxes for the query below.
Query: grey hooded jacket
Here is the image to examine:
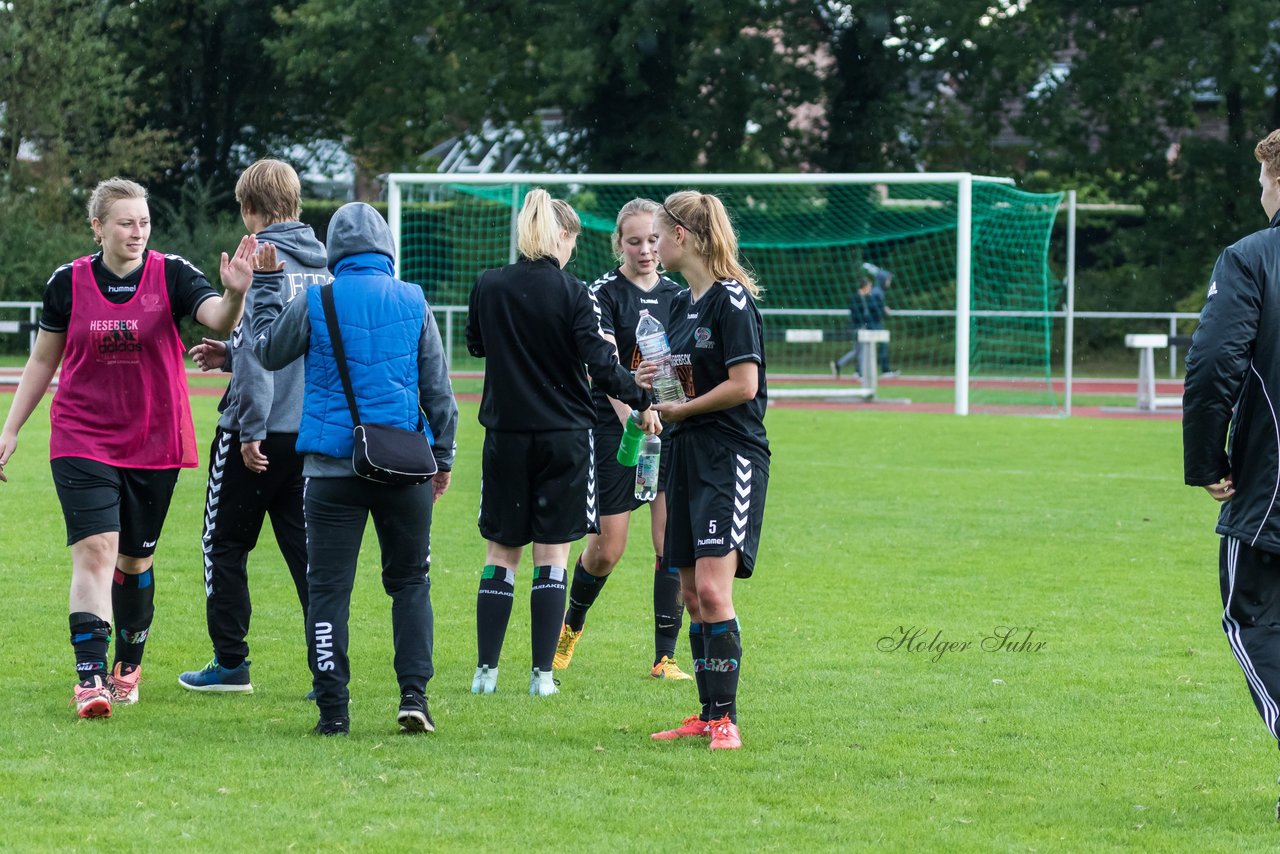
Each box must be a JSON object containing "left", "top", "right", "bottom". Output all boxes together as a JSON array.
[
  {"left": 218, "top": 221, "right": 330, "bottom": 440},
  {"left": 250, "top": 202, "right": 458, "bottom": 478}
]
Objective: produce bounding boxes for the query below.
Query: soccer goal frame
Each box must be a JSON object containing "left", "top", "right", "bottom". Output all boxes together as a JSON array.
[{"left": 386, "top": 171, "right": 1058, "bottom": 416}]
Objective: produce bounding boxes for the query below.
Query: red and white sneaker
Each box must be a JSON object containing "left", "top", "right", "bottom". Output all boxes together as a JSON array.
[
  {"left": 74, "top": 676, "right": 113, "bottom": 719},
  {"left": 651, "top": 714, "right": 711, "bottom": 740},
  {"left": 708, "top": 716, "right": 741, "bottom": 750},
  {"left": 109, "top": 662, "right": 141, "bottom": 705}
]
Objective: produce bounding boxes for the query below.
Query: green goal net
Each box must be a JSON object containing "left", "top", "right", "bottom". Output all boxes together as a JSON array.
[{"left": 389, "top": 174, "right": 1063, "bottom": 414}]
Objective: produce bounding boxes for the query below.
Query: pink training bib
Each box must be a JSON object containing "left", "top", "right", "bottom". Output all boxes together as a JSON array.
[{"left": 50, "top": 251, "right": 198, "bottom": 468}]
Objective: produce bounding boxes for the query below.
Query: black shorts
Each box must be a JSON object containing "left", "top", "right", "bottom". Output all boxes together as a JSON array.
[
  {"left": 50, "top": 457, "right": 181, "bottom": 555},
  {"left": 595, "top": 426, "right": 672, "bottom": 517},
  {"left": 479, "top": 429, "right": 597, "bottom": 546},
  {"left": 664, "top": 429, "right": 769, "bottom": 578}
]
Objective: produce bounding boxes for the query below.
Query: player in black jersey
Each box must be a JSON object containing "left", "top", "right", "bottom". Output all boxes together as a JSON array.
[
  {"left": 465, "top": 189, "right": 655, "bottom": 697},
  {"left": 641, "top": 191, "right": 769, "bottom": 750},
  {"left": 551, "top": 199, "right": 692, "bottom": 681}
]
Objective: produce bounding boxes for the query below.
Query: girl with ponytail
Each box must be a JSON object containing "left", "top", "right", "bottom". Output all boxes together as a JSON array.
[
  {"left": 465, "top": 188, "right": 655, "bottom": 698},
  {"left": 552, "top": 198, "right": 692, "bottom": 682},
  {"left": 641, "top": 190, "right": 770, "bottom": 750}
]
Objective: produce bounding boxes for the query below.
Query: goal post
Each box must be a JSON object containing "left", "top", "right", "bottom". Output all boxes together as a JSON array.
[{"left": 386, "top": 172, "right": 1064, "bottom": 415}]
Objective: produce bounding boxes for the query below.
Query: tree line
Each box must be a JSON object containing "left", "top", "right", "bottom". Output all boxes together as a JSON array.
[{"left": 3, "top": 0, "right": 1279, "bottom": 313}]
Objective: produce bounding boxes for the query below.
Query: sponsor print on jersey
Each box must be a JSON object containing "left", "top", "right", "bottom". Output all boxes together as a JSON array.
[
  {"left": 89, "top": 318, "right": 144, "bottom": 363},
  {"left": 671, "top": 353, "right": 695, "bottom": 398}
]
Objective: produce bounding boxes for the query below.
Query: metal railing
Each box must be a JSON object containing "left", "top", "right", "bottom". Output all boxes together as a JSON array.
[
  {"left": 1, "top": 300, "right": 1200, "bottom": 404},
  {"left": 0, "top": 302, "right": 40, "bottom": 353}
]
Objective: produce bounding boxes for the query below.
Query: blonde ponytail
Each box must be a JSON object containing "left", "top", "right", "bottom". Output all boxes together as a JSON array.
[
  {"left": 516, "top": 188, "right": 581, "bottom": 261},
  {"left": 655, "top": 190, "right": 759, "bottom": 298}
]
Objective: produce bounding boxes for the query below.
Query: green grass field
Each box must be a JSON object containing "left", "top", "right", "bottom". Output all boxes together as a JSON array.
[{"left": 0, "top": 392, "right": 1269, "bottom": 851}]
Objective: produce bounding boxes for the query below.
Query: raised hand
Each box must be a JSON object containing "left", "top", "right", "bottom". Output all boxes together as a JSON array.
[
  {"left": 220, "top": 234, "right": 258, "bottom": 297},
  {"left": 255, "top": 242, "right": 284, "bottom": 274}
]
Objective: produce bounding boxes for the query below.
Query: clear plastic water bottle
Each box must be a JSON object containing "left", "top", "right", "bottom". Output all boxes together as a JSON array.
[
  {"left": 635, "top": 310, "right": 687, "bottom": 404},
  {"left": 616, "top": 410, "right": 644, "bottom": 467},
  {"left": 634, "top": 433, "right": 660, "bottom": 501}
]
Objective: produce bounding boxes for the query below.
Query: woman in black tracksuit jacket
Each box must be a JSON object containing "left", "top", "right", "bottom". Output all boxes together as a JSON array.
[{"left": 465, "top": 188, "right": 655, "bottom": 697}]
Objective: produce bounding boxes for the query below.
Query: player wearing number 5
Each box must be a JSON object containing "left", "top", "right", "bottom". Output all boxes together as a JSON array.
[{"left": 640, "top": 191, "right": 769, "bottom": 750}]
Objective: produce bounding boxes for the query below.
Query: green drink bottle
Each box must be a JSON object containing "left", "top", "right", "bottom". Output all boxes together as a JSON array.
[{"left": 616, "top": 411, "right": 644, "bottom": 467}]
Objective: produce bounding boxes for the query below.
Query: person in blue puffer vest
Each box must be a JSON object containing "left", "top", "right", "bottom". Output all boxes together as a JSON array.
[{"left": 241, "top": 202, "right": 458, "bottom": 737}]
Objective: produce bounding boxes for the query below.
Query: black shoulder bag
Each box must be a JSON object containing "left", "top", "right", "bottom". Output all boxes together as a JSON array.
[{"left": 320, "top": 284, "right": 437, "bottom": 485}]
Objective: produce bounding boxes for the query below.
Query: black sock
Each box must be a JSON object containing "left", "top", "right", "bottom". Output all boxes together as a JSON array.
[
  {"left": 476, "top": 565, "right": 515, "bottom": 668},
  {"left": 705, "top": 618, "right": 742, "bottom": 724},
  {"left": 564, "top": 556, "right": 608, "bottom": 633},
  {"left": 70, "top": 612, "right": 111, "bottom": 684},
  {"left": 112, "top": 568, "right": 155, "bottom": 668},
  {"left": 530, "top": 565, "right": 567, "bottom": 672},
  {"left": 690, "top": 623, "right": 709, "bottom": 720},
  {"left": 652, "top": 555, "right": 683, "bottom": 664}
]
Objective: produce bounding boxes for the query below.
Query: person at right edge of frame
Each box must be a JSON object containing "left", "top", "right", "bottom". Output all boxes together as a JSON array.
[
  {"left": 1184, "top": 128, "right": 1280, "bottom": 818},
  {"left": 640, "top": 190, "right": 769, "bottom": 751}
]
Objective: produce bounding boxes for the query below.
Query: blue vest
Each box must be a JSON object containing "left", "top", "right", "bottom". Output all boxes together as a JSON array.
[{"left": 297, "top": 253, "right": 432, "bottom": 459}]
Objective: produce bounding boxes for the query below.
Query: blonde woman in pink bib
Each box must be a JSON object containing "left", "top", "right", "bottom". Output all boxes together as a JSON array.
[{"left": 0, "top": 178, "right": 250, "bottom": 719}]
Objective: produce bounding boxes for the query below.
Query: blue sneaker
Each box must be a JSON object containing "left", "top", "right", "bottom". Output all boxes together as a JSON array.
[{"left": 178, "top": 658, "right": 253, "bottom": 693}]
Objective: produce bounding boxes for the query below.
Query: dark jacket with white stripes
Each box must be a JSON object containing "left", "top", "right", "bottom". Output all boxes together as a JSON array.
[
  {"left": 1184, "top": 210, "right": 1280, "bottom": 551},
  {"left": 465, "top": 256, "right": 650, "bottom": 432}
]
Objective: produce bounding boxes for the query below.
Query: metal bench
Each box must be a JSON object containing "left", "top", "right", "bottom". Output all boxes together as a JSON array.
[{"left": 1125, "top": 333, "right": 1182, "bottom": 411}]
